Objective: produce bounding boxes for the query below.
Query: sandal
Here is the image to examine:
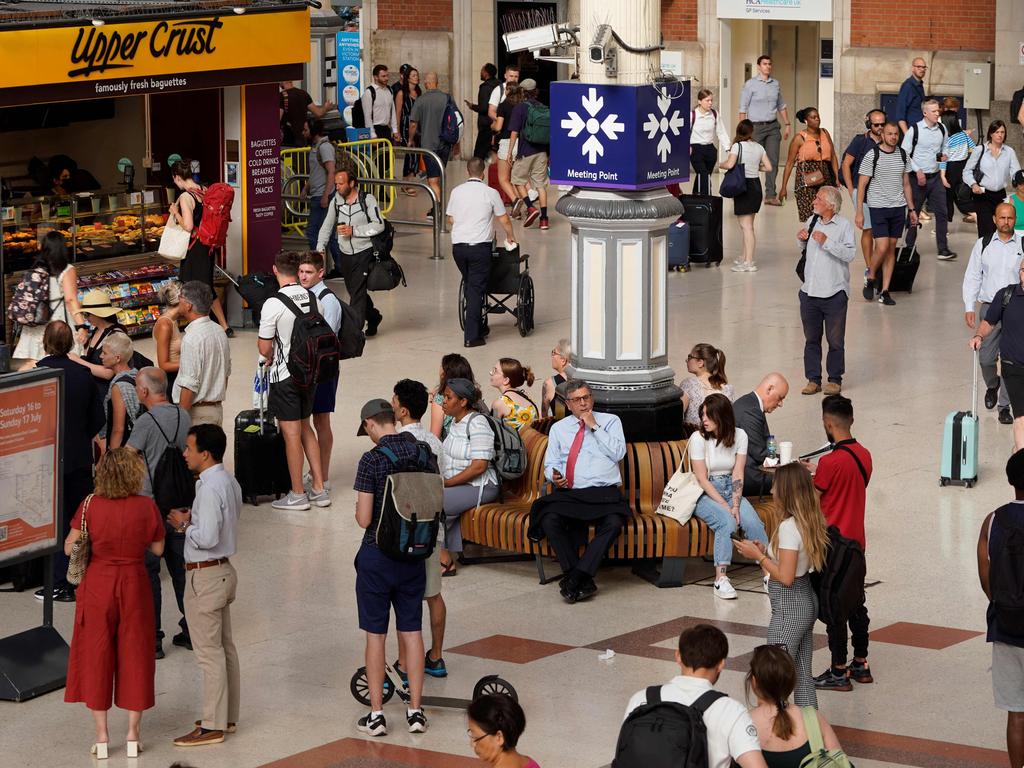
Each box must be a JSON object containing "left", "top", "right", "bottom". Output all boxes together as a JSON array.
[
  {"left": 402, "top": 187, "right": 418, "bottom": 197},
  {"left": 440, "top": 558, "right": 458, "bottom": 577}
]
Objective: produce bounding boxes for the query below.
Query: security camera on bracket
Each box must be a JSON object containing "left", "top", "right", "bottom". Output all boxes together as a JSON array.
[{"left": 502, "top": 23, "right": 580, "bottom": 65}]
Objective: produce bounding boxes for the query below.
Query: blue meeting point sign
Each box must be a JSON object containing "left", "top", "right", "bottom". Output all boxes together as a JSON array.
[{"left": 549, "top": 80, "right": 691, "bottom": 191}]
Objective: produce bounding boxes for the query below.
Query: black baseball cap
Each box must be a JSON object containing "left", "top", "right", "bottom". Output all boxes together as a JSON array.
[{"left": 357, "top": 398, "right": 394, "bottom": 436}]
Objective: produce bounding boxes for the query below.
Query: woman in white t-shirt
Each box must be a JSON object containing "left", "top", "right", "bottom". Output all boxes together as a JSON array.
[
  {"left": 735, "top": 463, "right": 828, "bottom": 708},
  {"left": 690, "top": 393, "right": 769, "bottom": 601},
  {"left": 439, "top": 377, "right": 498, "bottom": 576},
  {"left": 719, "top": 119, "right": 772, "bottom": 272}
]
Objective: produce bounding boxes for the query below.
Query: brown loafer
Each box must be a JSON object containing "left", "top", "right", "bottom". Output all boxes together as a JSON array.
[
  {"left": 174, "top": 727, "right": 225, "bottom": 747},
  {"left": 195, "top": 720, "right": 236, "bottom": 733},
  {"left": 801, "top": 381, "right": 822, "bottom": 395},
  {"left": 823, "top": 382, "right": 842, "bottom": 396}
]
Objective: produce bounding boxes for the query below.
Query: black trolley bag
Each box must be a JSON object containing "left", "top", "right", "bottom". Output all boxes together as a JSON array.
[
  {"left": 234, "top": 363, "right": 291, "bottom": 505},
  {"left": 678, "top": 193, "right": 723, "bottom": 266},
  {"left": 889, "top": 215, "right": 921, "bottom": 293}
]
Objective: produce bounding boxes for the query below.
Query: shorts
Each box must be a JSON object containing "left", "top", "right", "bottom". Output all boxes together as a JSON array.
[
  {"left": 498, "top": 139, "right": 512, "bottom": 162},
  {"left": 852, "top": 190, "right": 872, "bottom": 229},
  {"left": 423, "top": 146, "right": 449, "bottom": 179},
  {"left": 424, "top": 544, "right": 441, "bottom": 599},
  {"left": 993, "top": 642, "right": 1024, "bottom": 711},
  {"left": 355, "top": 544, "right": 426, "bottom": 634},
  {"left": 269, "top": 376, "right": 313, "bottom": 422},
  {"left": 869, "top": 206, "right": 906, "bottom": 239},
  {"left": 511, "top": 152, "right": 549, "bottom": 188},
  {"left": 312, "top": 377, "right": 339, "bottom": 415},
  {"left": 1002, "top": 361, "right": 1024, "bottom": 419}
]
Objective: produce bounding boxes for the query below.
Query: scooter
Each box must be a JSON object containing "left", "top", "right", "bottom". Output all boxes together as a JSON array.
[{"left": 350, "top": 662, "right": 517, "bottom": 709}]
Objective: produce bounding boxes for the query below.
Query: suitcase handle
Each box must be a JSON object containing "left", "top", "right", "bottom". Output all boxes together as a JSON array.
[{"left": 970, "top": 349, "right": 979, "bottom": 418}]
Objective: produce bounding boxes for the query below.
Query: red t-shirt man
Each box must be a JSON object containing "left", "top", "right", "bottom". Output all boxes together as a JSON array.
[{"left": 814, "top": 439, "right": 872, "bottom": 549}]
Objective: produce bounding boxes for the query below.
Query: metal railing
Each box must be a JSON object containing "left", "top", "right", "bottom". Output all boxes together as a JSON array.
[
  {"left": 281, "top": 174, "right": 444, "bottom": 260},
  {"left": 280, "top": 137, "right": 396, "bottom": 235}
]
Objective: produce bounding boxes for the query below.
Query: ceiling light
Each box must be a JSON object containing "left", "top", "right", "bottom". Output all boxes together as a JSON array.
[{"left": 91, "top": 17, "right": 104, "bottom": 27}]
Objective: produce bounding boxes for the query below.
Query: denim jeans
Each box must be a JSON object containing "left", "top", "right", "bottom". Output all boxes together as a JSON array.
[
  {"left": 799, "top": 289, "right": 848, "bottom": 385},
  {"left": 307, "top": 196, "right": 341, "bottom": 271},
  {"left": 694, "top": 474, "right": 768, "bottom": 566}
]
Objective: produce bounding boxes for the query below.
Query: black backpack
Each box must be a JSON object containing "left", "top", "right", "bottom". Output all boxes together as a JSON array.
[
  {"left": 275, "top": 289, "right": 341, "bottom": 389},
  {"left": 863, "top": 144, "right": 909, "bottom": 196},
  {"left": 143, "top": 408, "right": 195, "bottom": 517},
  {"left": 106, "top": 373, "right": 145, "bottom": 445},
  {"left": 350, "top": 86, "right": 375, "bottom": 129},
  {"left": 612, "top": 686, "right": 725, "bottom": 768},
  {"left": 990, "top": 508, "right": 1024, "bottom": 636},
  {"left": 374, "top": 440, "right": 442, "bottom": 561},
  {"left": 316, "top": 287, "right": 365, "bottom": 360},
  {"left": 468, "top": 411, "right": 527, "bottom": 480},
  {"left": 812, "top": 525, "right": 867, "bottom": 626},
  {"left": 1010, "top": 88, "right": 1024, "bottom": 128}
]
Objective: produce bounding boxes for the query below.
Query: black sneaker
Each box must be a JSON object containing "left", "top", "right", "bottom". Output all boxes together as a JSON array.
[
  {"left": 357, "top": 711, "right": 388, "bottom": 737},
  {"left": 878, "top": 291, "right": 895, "bottom": 306},
  {"left": 407, "top": 708, "right": 428, "bottom": 733},
  {"left": 849, "top": 660, "right": 874, "bottom": 684},
  {"left": 172, "top": 631, "right": 193, "bottom": 650},
  {"left": 35, "top": 586, "right": 75, "bottom": 602},
  {"left": 936, "top": 249, "right": 957, "bottom": 261},
  {"left": 1000, "top": 407, "right": 1014, "bottom": 425},
  {"left": 862, "top": 278, "right": 875, "bottom": 301},
  {"left": 986, "top": 384, "right": 1000, "bottom": 410},
  {"left": 393, "top": 659, "right": 408, "bottom": 684},
  {"left": 365, "top": 308, "right": 383, "bottom": 337},
  {"left": 424, "top": 652, "right": 448, "bottom": 678},
  {"left": 155, "top": 640, "right": 165, "bottom": 660},
  {"left": 813, "top": 668, "right": 852, "bottom": 691}
]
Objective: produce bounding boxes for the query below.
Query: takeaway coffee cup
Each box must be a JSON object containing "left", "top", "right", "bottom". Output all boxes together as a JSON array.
[{"left": 779, "top": 441, "right": 794, "bottom": 464}]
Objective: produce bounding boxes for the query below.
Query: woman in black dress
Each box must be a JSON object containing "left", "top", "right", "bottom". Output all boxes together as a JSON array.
[{"left": 169, "top": 159, "right": 232, "bottom": 336}]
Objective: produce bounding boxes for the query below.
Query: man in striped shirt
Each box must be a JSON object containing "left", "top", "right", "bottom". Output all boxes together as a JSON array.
[{"left": 855, "top": 123, "right": 917, "bottom": 306}]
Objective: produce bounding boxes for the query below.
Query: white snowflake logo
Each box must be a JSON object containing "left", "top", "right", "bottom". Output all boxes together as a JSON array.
[
  {"left": 560, "top": 87, "right": 626, "bottom": 164},
  {"left": 642, "top": 88, "right": 686, "bottom": 162}
]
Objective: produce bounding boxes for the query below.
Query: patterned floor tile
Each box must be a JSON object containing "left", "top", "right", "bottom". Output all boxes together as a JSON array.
[
  {"left": 869, "top": 621, "right": 983, "bottom": 650},
  {"left": 447, "top": 633, "right": 576, "bottom": 664}
]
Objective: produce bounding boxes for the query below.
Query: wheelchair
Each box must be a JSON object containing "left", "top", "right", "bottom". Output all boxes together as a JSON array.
[{"left": 458, "top": 245, "right": 535, "bottom": 337}]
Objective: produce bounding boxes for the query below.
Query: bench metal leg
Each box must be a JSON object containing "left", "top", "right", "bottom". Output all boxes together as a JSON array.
[
  {"left": 534, "top": 554, "right": 565, "bottom": 585},
  {"left": 632, "top": 556, "right": 687, "bottom": 588}
]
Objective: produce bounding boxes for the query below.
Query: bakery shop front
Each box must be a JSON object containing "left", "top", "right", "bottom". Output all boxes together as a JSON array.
[{"left": 0, "top": 0, "right": 311, "bottom": 339}]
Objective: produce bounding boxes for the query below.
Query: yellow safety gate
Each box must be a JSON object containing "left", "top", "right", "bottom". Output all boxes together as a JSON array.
[{"left": 280, "top": 138, "right": 395, "bottom": 236}]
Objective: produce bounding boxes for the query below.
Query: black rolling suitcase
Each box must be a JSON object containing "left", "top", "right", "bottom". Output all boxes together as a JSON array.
[
  {"left": 889, "top": 221, "right": 921, "bottom": 293},
  {"left": 679, "top": 193, "right": 723, "bottom": 267},
  {"left": 234, "top": 367, "right": 291, "bottom": 505}
]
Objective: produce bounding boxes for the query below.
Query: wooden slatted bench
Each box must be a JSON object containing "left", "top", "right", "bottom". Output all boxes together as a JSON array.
[{"left": 459, "top": 420, "right": 778, "bottom": 588}]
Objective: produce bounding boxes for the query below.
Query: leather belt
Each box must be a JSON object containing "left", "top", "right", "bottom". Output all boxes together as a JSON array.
[
  {"left": 924, "top": 171, "right": 939, "bottom": 178},
  {"left": 752, "top": 120, "right": 777, "bottom": 125},
  {"left": 186, "top": 557, "right": 229, "bottom": 571},
  {"left": 193, "top": 401, "right": 222, "bottom": 408}
]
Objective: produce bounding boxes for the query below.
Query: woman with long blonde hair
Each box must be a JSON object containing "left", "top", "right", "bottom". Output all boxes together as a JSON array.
[{"left": 734, "top": 463, "right": 828, "bottom": 708}]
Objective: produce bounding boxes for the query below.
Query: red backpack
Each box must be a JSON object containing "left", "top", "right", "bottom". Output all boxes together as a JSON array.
[{"left": 191, "top": 182, "right": 234, "bottom": 249}]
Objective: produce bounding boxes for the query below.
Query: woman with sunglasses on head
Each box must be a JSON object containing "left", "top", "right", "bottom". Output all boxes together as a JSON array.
[
  {"left": 735, "top": 463, "right": 829, "bottom": 708},
  {"left": 541, "top": 338, "right": 571, "bottom": 418},
  {"left": 679, "top": 343, "right": 733, "bottom": 435},
  {"left": 746, "top": 645, "right": 845, "bottom": 767},
  {"left": 779, "top": 107, "right": 839, "bottom": 221},
  {"left": 467, "top": 694, "right": 539, "bottom": 767}
]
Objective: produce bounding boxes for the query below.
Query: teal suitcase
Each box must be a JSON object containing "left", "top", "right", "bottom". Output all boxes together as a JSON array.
[{"left": 940, "top": 353, "right": 979, "bottom": 488}]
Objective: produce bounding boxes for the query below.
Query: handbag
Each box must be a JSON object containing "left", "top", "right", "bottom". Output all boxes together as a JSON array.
[
  {"left": 799, "top": 705, "right": 855, "bottom": 767},
  {"left": 802, "top": 166, "right": 826, "bottom": 187},
  {"left": 158, "top": 215, "right": 190, "bottom": 261},
  {"left": 655, "top": 446, "right": 703, "bottom": 525},
  {"left": 366, "top": 253, "right": 408, "bottom": 291},
  {"left": 795, "top": 214, "right": 821, "bottom": 282},
  {"left": 719, "top": 143, "right": 747, "bottom": 198},
  {"left": 65, "top": 494, "right": 94, "bottom": 586}
]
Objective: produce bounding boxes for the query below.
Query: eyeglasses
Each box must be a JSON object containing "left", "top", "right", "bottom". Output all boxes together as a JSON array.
[
  {"left": 687, "top": 354, "right": 702, "bottom": 361},
  {"left": 870, "top": 122, "right": 885, "bottom": 127},
  {"left": 567, "top": 394, "right": 592, "bottom": 405},
  {"left": 467, "top": 729, "right": 491, "bottom": 744},
  {"left": 914, "top": 65, "right": 928, "bottom": 70}
]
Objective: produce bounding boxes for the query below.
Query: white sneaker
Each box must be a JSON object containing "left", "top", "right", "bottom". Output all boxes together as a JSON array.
[
  {"left": 730, "top": 263, "right": 748, "bottom": 272},
  {"left": 746, "top": 262, "right": 759, "bottom": 272},
  {"left": 308, "top": 488, "right": 331, "bottom": 508},
  {"left": 714, "top": 577, "right": 737, "bottom": 599},
  {"left": 272, "top": 491, "right": 311, "bottom": 511}
]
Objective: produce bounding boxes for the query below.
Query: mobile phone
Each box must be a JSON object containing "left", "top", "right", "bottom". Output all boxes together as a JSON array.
[{"left": 729, "top": 525, "right": 747, "bottom": 542}]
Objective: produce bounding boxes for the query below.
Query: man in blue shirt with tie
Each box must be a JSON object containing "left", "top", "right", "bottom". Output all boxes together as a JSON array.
[{"left": 528, "top": 379, "right": 628, "bottom": 603}]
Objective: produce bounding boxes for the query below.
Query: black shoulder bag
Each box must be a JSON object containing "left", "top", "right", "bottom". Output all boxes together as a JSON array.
[{"left": 795, "top": 214, "right": 821, "bottom": 282}]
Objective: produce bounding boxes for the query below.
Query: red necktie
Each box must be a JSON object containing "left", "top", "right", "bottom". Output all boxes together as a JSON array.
[{"left": 564, "top": 419, "right": 586, "bottom": 488}]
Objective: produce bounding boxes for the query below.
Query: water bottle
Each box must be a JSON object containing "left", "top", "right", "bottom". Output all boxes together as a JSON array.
[{"left": 767, "top": 434, "right": 778, "bottom": 461}]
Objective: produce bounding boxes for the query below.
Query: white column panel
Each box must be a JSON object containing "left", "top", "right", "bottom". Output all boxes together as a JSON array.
[
  {"left": 571, "top": 232, "right": 579, "bottom": 347},
  {"left": 650, "top": 234, "right": 667, "bottom": 357},
  {"left": 582, "top": 237, "right": 606, "bottom": 359},
  {"left": 617, "top": 239, "right": 643, "bottom": 360}
]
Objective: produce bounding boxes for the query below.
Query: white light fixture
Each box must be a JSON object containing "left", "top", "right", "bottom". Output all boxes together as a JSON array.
[
  {"left": 91, "top": 17, "right": 105, "bottom": 26},
  {"left": 232, "top": 6, "right": 246, "bottom": 14}
]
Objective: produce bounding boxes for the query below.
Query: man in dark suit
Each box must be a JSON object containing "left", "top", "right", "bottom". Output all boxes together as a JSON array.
[
  {"left": 36, "top": 320, "right": 104, "bottom": 602},
  {"left": 732, "top": 373, "right": 789, "bottom": 497}
]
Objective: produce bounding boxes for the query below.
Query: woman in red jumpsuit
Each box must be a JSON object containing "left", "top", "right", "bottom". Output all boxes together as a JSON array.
[{"left": 64, "top": 447, "right": 165, "bottom": 759}]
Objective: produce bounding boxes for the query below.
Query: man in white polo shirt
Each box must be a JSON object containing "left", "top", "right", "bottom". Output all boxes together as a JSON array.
[{"left": 446, "top": 156, "right": 516, "bottom": 348}]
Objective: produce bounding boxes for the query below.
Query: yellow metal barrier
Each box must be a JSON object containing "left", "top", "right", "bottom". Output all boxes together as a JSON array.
[{"left": 280, "top": 138, "right": 395, "bottom": 236}]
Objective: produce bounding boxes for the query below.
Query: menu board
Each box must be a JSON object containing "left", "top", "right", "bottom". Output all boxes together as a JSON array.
[{"left": 0, "top": 369, "right": 62, "bottom": 565}]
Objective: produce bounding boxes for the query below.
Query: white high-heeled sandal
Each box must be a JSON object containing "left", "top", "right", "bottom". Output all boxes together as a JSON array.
[
  {"left": 91, "top": 742, "right": 108, "bottom": 760},
  {"left": 126, "top": 740, "right": 142, "bottom": 758}
]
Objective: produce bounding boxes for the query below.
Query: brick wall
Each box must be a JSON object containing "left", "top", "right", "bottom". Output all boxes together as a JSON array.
[
  {"left": 661, "top": 0, "right": 697, "bottom": 42},
  {"left": 377, "top": 0, "right": 452, "bottom": 32},
  {"left": 850, "top": 0, "right": 995, "bottom": 50}
]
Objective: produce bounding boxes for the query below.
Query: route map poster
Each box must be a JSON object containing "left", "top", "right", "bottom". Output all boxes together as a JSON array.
[{"left": 0, "top": 372, "right": 60, "bottom": 563}]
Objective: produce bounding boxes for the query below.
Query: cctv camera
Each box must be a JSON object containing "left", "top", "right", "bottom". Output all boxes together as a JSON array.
[
  {"left": 503, "top": 24, "right": 563, "bottom": 54},
  {"left": 589, "top": 24, "right": 612, "bottom": 64}
]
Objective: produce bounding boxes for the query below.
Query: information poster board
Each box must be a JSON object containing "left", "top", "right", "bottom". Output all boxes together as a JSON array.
[{"left": 0, "top": 369, "right": 63, "bottom": 566}]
